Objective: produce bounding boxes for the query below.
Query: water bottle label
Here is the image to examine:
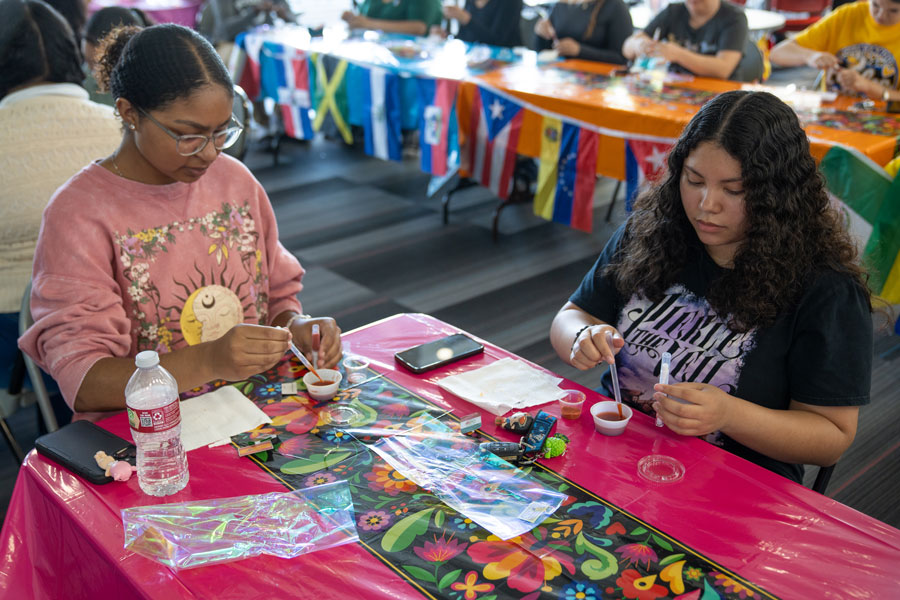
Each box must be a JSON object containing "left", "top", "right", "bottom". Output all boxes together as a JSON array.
[{"left": 127, "top": 399, "right": 181, "bottom": 433}]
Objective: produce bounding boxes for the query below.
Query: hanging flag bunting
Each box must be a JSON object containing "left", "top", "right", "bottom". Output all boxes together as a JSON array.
[
  {"left": 235, "top": 31, "right": 264, "bottom": 101},
  {"left": 416, "top": 77, "right": 459, "bottom": 176},
  {"left": 466, "top": 87, "right": 523, "bottom": 199},
  {"left": 259, "top": 42, "right": 313, "bottom": 140},
  {"left": 820, "top": 146, "right": 900, "bottom": 302},
  {"left": 312, "top": 54, "right": 353, "bottom": 145},
  {"left": 354, "top": 65, "right": 402, "bottom": 162},
  {"left": 625, "top": 139, "right": 671, "bottom": 211},
  {"left": 534, "top": 118, "right": 598, "bottom": 232}
]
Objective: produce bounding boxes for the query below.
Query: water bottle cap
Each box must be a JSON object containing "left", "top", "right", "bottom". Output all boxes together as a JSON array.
[{"left": 135, "top": 350, "right": 160, "bottom": 369}]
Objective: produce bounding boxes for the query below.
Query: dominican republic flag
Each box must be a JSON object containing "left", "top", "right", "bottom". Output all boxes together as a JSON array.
[
  {"left": 625, "top": 139, "right": 671, "bottom": 211},
  {"left": 355, "top": 66, "right": 402, "bottom": 161},
  {"left": 820, "top": 146, "right": 900, "bottom": 303},
  {"left": 258, "top": 42, "right": 313, "bottom": 140},
  {"left": 235, "top": 31, "right": 264, "bottom": 101},
  {"left": 534, "top": 117, "right": 598, "bottom": 232},
  {"left": 466, "top": 87, "right": 523, "bottom": 199},
  {"left": 416, "top": 78, "right": 459, "bottom": 176}
]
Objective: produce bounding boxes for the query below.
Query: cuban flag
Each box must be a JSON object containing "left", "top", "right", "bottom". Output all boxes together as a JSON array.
[
  {"left": 466, "top": 87, "right": 523, "bottom": 199},
  {"left": 356, "top": 66, "right": 402, "bottom": 161},
  {"left": 625, "top": 139, "right": 671, "bottom": 211},
  {"left": 235, "top": 31, "right": 264, "bottom": 101},
  {"left": 259, "top": 42, "right": 313, "bottom": 140},
  {"left": 416, "top": 78, "right": 459, "bottom": 176}
]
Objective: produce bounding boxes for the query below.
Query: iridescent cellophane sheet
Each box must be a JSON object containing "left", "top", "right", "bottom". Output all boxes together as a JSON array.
[
  {"left": 122, "top": 481, "right": 358, "bottom": 569},
  {"left": 366, "top": 416, "right": 566, "bottom": 541}
]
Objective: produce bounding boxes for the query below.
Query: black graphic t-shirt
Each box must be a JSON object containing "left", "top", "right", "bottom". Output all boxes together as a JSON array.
[
  {"left": 570, "top": 226, "right": 872, "bottom": 483},
  {"left": 644, "top": 1, "right": 748, "bottom": 78}
]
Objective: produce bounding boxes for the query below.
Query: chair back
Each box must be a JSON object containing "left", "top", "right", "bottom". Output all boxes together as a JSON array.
[
  {"left": 769, "top": 0, "right": 831, "bottom": 31},
  {"left": 731, "top": 37, "right": 765, "bottom": 82},
  {"left": 18, "top": 282, "right": 59, "bottom": 432},
  {"left": 225, "top": 84, "right": 252, "bottom": 162},
  {"left": 812, "top": 464, "right": 835, "bottom": 494}
]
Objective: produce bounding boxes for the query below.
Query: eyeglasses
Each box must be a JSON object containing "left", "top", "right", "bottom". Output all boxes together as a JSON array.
[{"left": 136, "top": 107, "right": 244, "bottom": 157}]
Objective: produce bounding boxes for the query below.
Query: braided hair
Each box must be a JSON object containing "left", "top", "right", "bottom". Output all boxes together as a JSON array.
[{"left": 94, "top": 23, "right": 232, "bottom": 110}]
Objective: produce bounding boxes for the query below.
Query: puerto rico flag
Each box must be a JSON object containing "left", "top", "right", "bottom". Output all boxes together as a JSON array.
[
  {"left": 625, "top": 139, "right": 670, "bottom": 210},
  {"left": 416, "top": 77, "right": 459, "bottom": 176},
  {"left": 259, "top": 42, "right": 313, "bottom": 140},
  {"left": 534, "top": 118, "right": 598, "bottom": 232},
  {"left": 356, "top": 66, "right": 402, "bottom": 161},
  {"left": 466, "top": 87, "right": 523, "bottom": 199}
]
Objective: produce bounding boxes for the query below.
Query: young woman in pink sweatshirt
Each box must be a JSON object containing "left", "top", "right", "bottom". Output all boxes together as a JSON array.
[{"left": 19, "top": 24, "right": 341, "bottom": 419}]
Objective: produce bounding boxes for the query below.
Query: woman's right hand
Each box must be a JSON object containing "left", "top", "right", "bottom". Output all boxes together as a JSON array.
[
  {"left": 534, "top": 18, "right": 555, "bottom": 40},
  {"left": 570, "top": 324, "right": 624, "bottom": 370},
  {"left": 206, "top": 323, "right": 290, "bottom": 382},
  {"left": 806, "top": 51, "right": 839, "bottom": 70}
]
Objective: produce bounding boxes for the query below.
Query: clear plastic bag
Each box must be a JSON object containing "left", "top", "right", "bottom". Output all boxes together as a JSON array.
[
  {"left": 122, "top": 481, "right": 358, "bottom": 569},
  {"left": 367, "top": 416, "right": 566, "bottom": 540}
]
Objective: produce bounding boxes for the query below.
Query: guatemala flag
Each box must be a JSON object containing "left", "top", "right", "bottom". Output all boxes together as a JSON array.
[
  {"left": 259, "top": 42, "right": 313, "bottom": 140},
  {"left": 625, "top": 139, "right": 671, "bottom": 211},
  {"left": 416, "top": 77, "right": 459, "bottom": 176},
  {"left": 466, "top": 87, "right": 523, "bottom": 199},
  {"left": 356, "top": 66, "right": 402, "bottom": 162}
]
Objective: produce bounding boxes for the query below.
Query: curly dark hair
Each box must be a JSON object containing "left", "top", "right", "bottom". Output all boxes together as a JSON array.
[
  {"left": 607, "top": 90, "right": 872, "bottom": 332},
  {"left": 94, "top": 23, "right": 232, "bottom": 110}
]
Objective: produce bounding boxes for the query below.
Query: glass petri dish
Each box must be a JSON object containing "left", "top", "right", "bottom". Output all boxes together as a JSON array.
[
  {"left": 637, "top": 454, "right": 685, "bottom": 483},
  {"left": 321, "top": 403, "right": 363, "bottom": 427}
]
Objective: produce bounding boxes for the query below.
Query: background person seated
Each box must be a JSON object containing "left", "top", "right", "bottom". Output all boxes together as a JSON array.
[
  {"left": 82, "top": 7, "right": 153, "bottom": 106},
  {"left": 622, "top": 0, "right": 750, "bottom": 80},
  {"left": 341, "top": 0, "right": 443, "bottom": 36},
  {"left": 433, "top": 0, "right": 523, "bottom": 48},
  {"left": 533, "top": 0, "right": 633, "bottom": 64},
  {"left": 769, "top": 0, "right": 900, "bottom": 102},
  {"left": 198, "top": 0, "right": 297, "bottom": 47},
  {"left": 0, "top": 0, "right": 121, "bottom": 420}
]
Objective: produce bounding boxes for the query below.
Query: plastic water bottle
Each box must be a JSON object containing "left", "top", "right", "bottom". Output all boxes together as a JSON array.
[{"left": 125, "top": 351, "right": 189, "bottom": 496}]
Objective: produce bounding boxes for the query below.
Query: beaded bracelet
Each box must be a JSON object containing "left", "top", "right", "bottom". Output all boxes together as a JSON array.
[{"left": 285, "top": 313, "right": 312, "bottom": 331}]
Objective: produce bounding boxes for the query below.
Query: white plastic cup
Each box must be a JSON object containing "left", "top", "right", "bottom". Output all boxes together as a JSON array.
[
  {"left": 342, "top": 355, "right": 370, "bottom": 385},
  {"left": 590, "top": 400, "right": 633, "bottom": 436},
  {"left": 303, "top": 369, "right": 342, "bottom": 401}
]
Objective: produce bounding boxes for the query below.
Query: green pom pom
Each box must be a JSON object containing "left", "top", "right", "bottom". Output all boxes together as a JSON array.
[{"left": 543, "top": 435, "right": 568, "bottom": 458}]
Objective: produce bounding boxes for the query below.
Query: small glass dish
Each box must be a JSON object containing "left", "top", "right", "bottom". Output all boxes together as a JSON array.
[
  {"left": 342, "top": 355, "right": 370, "bottom": 385},
  {"left": 637, "top": 454, "right": 685, "bottom": 483},
  {"left": 321, "top": 403, "right": 363, "bottom": 427}
]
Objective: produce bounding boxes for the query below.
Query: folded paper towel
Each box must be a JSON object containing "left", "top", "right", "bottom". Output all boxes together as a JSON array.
[
  {"left": 437, "top": 357, "right": 565, "bottom": 416},
  {"left": 180, "top": 386, "right": 272, "bottom": 451}
]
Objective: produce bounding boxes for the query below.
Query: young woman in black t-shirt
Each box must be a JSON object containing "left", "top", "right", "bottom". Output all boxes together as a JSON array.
[{"left": 550, "top": 91, "right": 874, "bottom": 483}]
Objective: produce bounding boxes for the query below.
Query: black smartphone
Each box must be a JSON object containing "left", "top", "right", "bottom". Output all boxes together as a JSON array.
[
  {"left": 35, "top": 420, "right": 136, "bottom": 485},
  {"left": 395, "top": 333, "right": 485, "bottom": 373}
]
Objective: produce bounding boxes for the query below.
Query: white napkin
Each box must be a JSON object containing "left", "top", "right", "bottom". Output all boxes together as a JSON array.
[
  {"left": 179, "top": 386, "right": 271, "bottom": 451},
  {"left": 436, "top": 357, "right": 565, "bottom": 416}
]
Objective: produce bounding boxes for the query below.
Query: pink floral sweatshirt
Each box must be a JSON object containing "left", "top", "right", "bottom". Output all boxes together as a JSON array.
[{"left": 19, "top": 155, "right": 304, "bottom": 416}]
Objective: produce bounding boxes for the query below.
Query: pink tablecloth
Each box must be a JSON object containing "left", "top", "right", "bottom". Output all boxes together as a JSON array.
[
  {"left": 1, "top": 313, "right": 898, "bottom": 599},
  {"left": 87, "top": 0, "right": 203, "bottom": 28}
]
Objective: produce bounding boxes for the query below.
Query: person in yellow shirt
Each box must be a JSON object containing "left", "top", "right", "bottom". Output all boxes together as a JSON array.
[{"left": 769, "top": 0, "right": 900, "bottom": 101}]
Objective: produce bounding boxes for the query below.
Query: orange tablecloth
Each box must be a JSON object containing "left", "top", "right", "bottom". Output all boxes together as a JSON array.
[{"left": 463, "top": 60, "right": 898, "bottom": 181}]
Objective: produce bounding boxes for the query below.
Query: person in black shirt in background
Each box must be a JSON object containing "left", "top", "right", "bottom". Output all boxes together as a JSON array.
[
  {"left": 622, "top": 0, "right": 749, "bottom": 79},
  {"left": 534, "top": 0, "right": 633, "bottom": 64},
  {"left": 435, "top": 0, "right": 523, "bottom": 48}
]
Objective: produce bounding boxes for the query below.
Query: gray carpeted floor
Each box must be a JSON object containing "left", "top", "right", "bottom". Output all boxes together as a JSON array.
[{"left": 2, "top": 136, "right": 898, "bottom": 531}]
